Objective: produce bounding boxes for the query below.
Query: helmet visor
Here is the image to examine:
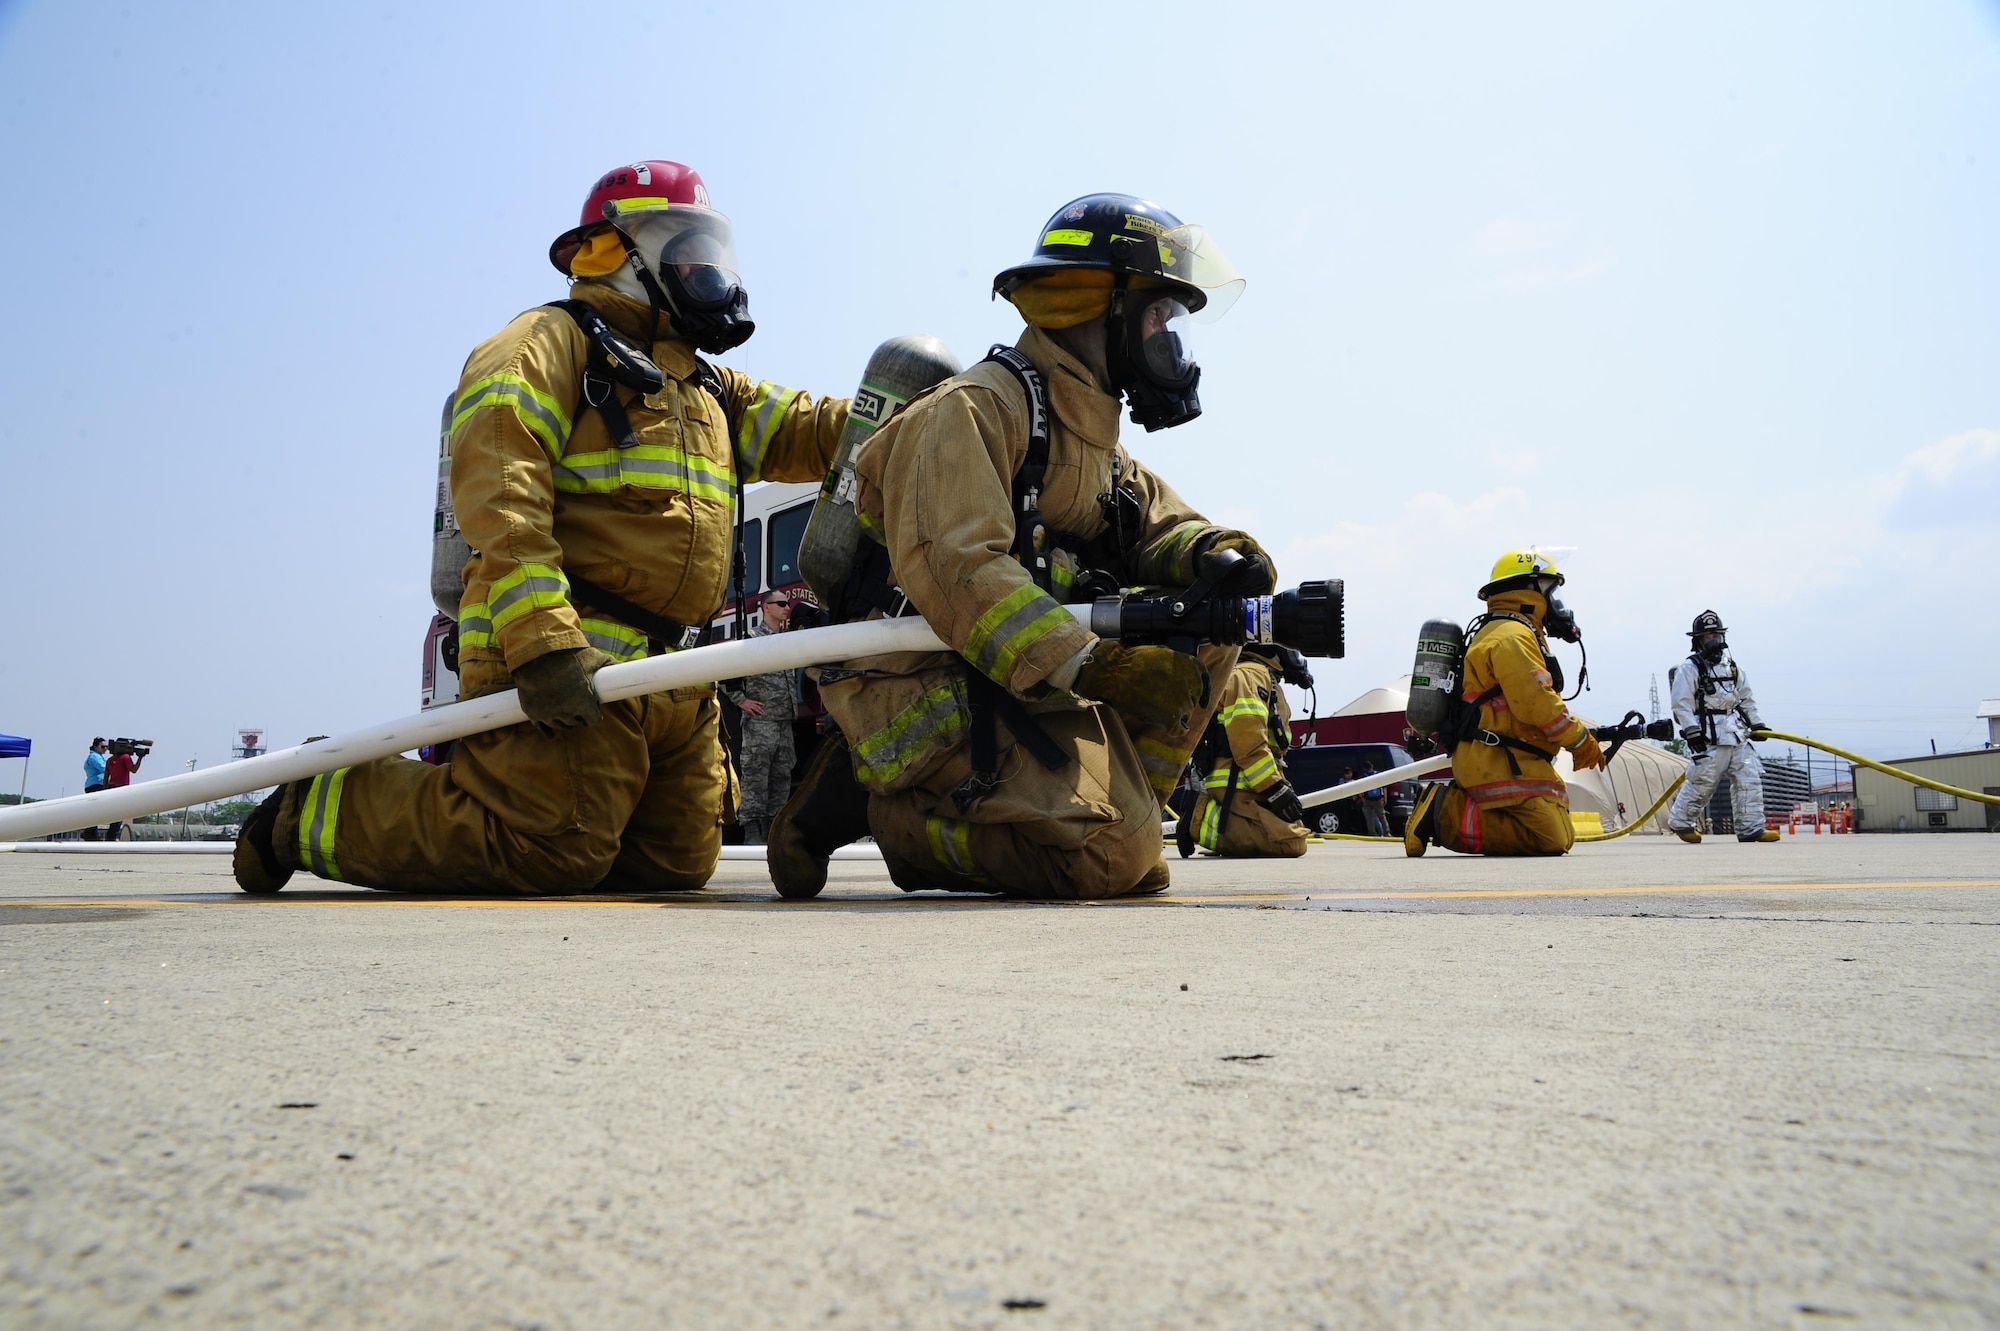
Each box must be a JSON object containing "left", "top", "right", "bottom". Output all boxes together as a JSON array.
[
  {"left": 1156, "top": 224, "right": 1244, "bottom": 323},
  {"left": 613, "top": 205, "right": 744, "bottom": 308}
]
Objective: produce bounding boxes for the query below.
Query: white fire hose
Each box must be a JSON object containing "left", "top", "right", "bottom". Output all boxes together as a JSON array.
[
  {"left": 1296, "top": 753, "right": 1453, "bottom": 809},
  {"left": 0, "top": 614, "right": 967, "bottom": 843}
]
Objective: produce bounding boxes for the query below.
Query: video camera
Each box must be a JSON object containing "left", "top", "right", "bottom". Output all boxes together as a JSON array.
[
  {"left": 107, "top": 738, "right": 153, "bottom": 757},
  {"left": 1078, "top": 545, "right": 1344, "bottom": 659}
]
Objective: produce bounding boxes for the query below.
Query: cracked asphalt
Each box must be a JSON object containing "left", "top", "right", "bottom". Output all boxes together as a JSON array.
[{"left": 1, "top": 834, "right": 1995, "bottom": 1328}]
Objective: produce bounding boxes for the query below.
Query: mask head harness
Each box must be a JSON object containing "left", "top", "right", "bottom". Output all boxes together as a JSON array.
[{"left": 993, "top": 193, "right": 1245, "bottom": 433}]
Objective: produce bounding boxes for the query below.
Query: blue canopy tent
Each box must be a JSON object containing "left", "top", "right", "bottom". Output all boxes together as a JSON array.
[{"left": 0, "top": 734, "right": 30, "bottom": 804}]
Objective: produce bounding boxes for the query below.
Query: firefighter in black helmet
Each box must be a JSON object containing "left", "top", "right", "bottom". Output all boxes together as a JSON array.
[
  {"left": 991, "top": 193, "right": 1245, "bottom": 432},
  {"left": 767, "top": 193, "right": 1275, "bottom": 901}
]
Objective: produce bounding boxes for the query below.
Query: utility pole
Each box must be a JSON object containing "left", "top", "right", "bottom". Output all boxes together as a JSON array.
[
  {"left": 179, "top": 755, "right": 196, "bottom": 839},
  {"left": 1649, "top": 674, "right": 1661, "bottom": 723}
]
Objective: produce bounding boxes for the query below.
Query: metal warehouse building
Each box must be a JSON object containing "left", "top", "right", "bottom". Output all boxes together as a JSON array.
[{"left": 1854, "top": 747, "right": 2000, "bottom": 833}]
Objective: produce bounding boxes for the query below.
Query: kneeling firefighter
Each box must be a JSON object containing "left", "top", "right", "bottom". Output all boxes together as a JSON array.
[
  {"left": 1176, "top": 644, "right": 1312, "bottom": 858},
  {"left": 1665, "top": 610, "right": 1779, "bottom": 844},
  {"left": 768, "top": 193, "right": 1277, "bottom": 900},
  {"left": 1403, "top": 550, "right": 1605, "bottom": 857},
  {"left": 235, "top": 161, "right": 849, "bottom": 895}
]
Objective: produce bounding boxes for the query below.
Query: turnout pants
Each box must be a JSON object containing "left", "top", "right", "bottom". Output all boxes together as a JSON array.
[
  {"left": 1667, "top": 742, "right": 1765, "bottom": 833},
  {"left": 736, "top": 716, "right": 796, "bottom": 823},
  {"left": 1190, "top": 789, "right": 1309, "bottom": 858},
  {"left": 274, "top": 682, "right": 731, "bottom": 894},
  {"left": 1433, "top": 786, "right": 1575, "bottom": 856},
  {"left": 866, "top": 701, "right": 1167, "bottom": 900}
]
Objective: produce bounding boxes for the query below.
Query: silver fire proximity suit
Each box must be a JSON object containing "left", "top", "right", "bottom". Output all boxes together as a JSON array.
[{"left": 1666, "top": 649, "right": 1768, "bottom": 835}]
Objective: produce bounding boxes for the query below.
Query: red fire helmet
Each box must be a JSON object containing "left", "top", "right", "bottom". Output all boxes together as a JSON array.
[{"left": 549, "top": 160, "right": 716, "bottom": 274}]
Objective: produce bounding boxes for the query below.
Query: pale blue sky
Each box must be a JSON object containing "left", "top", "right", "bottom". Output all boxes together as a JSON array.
[{"left": 2, "top": 1, "right": 1996, "bottom": 797}]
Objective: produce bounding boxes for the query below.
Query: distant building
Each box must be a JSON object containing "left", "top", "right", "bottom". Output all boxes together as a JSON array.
[
  {"left": 1980, "top": 699, "right": 2000, "bottom": 749},
  {"left": 1853, "top": 747, "right": 2000, "bottom": 833}
]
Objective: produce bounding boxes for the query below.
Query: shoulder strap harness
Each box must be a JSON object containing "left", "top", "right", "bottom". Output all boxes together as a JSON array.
[{"left": 541, "top": 300, "right": 740, "bottom": 652}]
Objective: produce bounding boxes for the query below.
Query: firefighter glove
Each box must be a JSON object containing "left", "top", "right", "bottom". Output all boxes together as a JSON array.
[
  {"left": 1256, "top": 781, "right": 1305, "bottom": 825},
  {"left": 1568, "top": 731, "right": 1607, "bottom": 772},
  {"left": 1072, "top": 641, "right": 1206, "bottom": 733},
  {"left": 1680, "top": 727, "right": 1709, "bottom": 756},
  {"left": 514, "top": 647, "right": 614, "bottom": 733},
  {"left": 1192, "top": 529, "right": 1278, "bottom": 594}
]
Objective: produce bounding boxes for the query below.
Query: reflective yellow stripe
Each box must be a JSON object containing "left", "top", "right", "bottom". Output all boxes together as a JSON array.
[
  {"left": 1196, "top": 798, "right": 1222, "bottom": 850},
  {"left": 925, "top": 814, "right": 987, "bottom": 883},
  {"left": 1240, "top": 752, "right": 1281, "bottom": 788},
  {"left": 1042, "top": 228, "right": 1093, "bottom": 247},
  {"left": 1217, "top": 697, "right": 1269, "bottom": 725},
  {"left": 1050, "top": 561, "right": 1076, "bottom": 597},
  {"left": 1135, "top": 734, "right": 1191, "bottom": 780},
  {"left": 457, "top": 602, "right": 495, "bottom": 651},
  {"left": 552, "top": 445, "right": 734, "bottom": 504},
  {"left": 735, "top": 381, "right": 800, "bottom": 483},
  {"left": 298, "top": 767, "right": 350, "bottom": 882},
  {"left": 578, "top": 616, "right": 649, "bottom": 661},
  {"left": 857, "top": 510, "right": 886, "bottom": 543},
  {"left": 852, "top": 679, "right": 970, "bottom": 786},
  {"left": 963, "top": 583, "right": 1070, "bottom": 684},
  {"left": 488, "top": 562, "right": 571, "bottom": 632},
  {"left": 1145, "top": 521, "right": 1208, "bottom": 582},
  {"left": 453, "top": 373, "right": 571, "bottom": 458}
]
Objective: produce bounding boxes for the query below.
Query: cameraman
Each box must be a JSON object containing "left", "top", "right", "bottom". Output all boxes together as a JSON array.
[
  {"left": 103, "top": 739, "right": 147, "bottom": 841},
  {"left": 80, "top": 738, "right": 108, "bottom": 841}
]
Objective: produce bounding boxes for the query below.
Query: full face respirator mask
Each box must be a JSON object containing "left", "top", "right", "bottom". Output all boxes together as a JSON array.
[{"left": 1107, "top": 287, "right": 1201, "bottom": 431}]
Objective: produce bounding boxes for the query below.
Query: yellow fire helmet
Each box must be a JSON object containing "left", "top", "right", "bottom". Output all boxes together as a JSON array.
[{"left": 1478, "top": 548, "right": 1565, "bottom": 599}]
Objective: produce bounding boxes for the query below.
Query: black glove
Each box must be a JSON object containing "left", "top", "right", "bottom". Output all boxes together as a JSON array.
[
  {"left": 1256, "top": 781, "right": 1305, "bottom": 826},
  {"left": 1680, "top": 727, "right": 1709, "bottom": 756},
  {"left": 514, "top": 647, "right": 614, "bottom": 733},
  {"left": 1192, "top": 530, "right": 1278, "bottom": 595}
]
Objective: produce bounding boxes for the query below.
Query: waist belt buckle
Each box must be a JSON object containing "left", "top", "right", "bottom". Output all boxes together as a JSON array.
[
  {"left": 671, "top": 625, "right": 702, "bottom": 652},
  {"left": 1477, "top": 730, "right": 1502, "bottom": 747}
]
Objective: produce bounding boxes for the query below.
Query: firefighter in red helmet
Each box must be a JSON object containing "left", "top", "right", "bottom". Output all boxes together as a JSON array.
[{"left": 234, "top": 161, "right": 849, "bottom": 895}]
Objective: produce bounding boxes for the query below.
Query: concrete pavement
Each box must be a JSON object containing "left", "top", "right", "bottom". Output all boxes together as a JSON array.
[{"left": 1, "top": 834, "right": 1996, "bottom": 1328}]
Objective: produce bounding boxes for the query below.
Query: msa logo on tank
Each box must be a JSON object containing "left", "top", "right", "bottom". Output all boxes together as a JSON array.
[{"left": 849, "top": 381, "right": 910, "bottom": 430}]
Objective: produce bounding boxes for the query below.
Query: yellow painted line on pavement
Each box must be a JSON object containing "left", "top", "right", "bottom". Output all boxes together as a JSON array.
[{"left": 3, "top": 879, "right": 1996, "bottom": 911}]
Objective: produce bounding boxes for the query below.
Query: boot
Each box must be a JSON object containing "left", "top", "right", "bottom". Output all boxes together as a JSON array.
[
  {"left": 233, "top": 785, "right": 294, "bottom": 894},
  {"left": 1672, "top": 826, "right": 1702, "bottom": 844},
  {"left": 739, "top": 817, "right": 767, "bottom": 846},
  {"left": 1738, "top": 828, "right": 1781, "bottom": 843},
  {"left": 1174, "top": 805, "right": 1197, "bottom": 859},
  {"left": 767, "top": 730, "right": 870, "bottom": 900},
  {"left": 1404, "top": 783, "right": 1442, "bottom": 858}
]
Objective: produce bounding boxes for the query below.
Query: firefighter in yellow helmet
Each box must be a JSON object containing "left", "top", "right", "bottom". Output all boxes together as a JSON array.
[
  {"left": 1177, "top": 643, "right": 1311, "bottom": 858},
  {"left": 1404, "top": 550, "right": 1605, "bottom": 858},
  {"left": 766, "top": 193, "right": 1277, "bottom": 900},
  {"left": 233, "top": 161, "right": 849, "bottom": 895}
]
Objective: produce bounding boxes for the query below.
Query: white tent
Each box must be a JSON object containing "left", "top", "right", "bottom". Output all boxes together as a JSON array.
[
  {"left": 1555, "top": 729, "right": 1689, "bottom": 834},
  {"left": 1331, "top": 675, "right": 1411, "bottom": 717}
]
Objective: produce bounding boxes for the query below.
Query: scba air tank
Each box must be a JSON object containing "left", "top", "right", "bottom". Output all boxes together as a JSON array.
[
  {"left": 430, "top": 391, "right": 472, "bottom": 620},
  {"left": 798, "top": 335, "right": 962, "bottom": 619},
  {"left": 1405, "top": 618, "right": 1465, "bottom": 736}
]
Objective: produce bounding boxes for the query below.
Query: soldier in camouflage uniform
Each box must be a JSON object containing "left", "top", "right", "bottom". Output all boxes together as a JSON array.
[{"left": 725, "top": 589, "right": 800, "bottom": 843}]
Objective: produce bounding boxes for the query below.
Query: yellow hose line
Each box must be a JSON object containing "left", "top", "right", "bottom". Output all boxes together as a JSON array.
[
  {"left": 1313, "top": 833, "right": 1400, "bottom": 843},
  {"left": 1574, "top": 773, "right": 1687, "bottom": 843},
  {"left": 1752, "top": 729, "right": 2000, "bottom": 807}
]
